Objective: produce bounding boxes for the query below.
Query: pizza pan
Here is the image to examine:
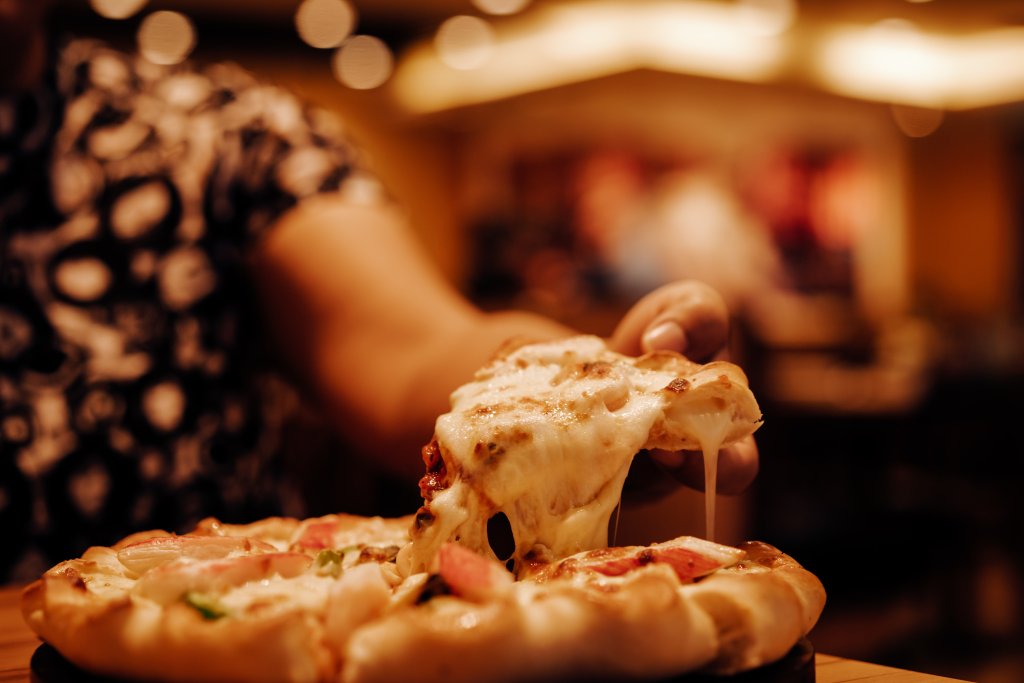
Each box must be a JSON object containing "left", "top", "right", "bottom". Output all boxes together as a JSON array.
[{"left": 29, "top": 638, "right": 815, "bottom": 683}]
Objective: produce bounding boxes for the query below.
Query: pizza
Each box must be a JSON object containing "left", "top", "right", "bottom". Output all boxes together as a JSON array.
[
  {"left": 21, "top": 335, "right": 825, "bottom": 683},
  {"left": 399, "top": 335, "right": 763, "bottom": 575}
]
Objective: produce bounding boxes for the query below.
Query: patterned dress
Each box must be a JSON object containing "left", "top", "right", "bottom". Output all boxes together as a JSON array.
[{"left": 0, "top": 39, "right": 379, "bottom": 581}]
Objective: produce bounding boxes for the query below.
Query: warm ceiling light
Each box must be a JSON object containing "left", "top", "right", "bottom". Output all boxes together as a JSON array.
[
  {"left": 333, "top": 35, "right": 393, "bottom": 89},
  {"left": 394, "top": 1, "right": 788, "bottom": 113},
  {"left": 817, "top": 20, "right": 1024, "bottom": 109},
  {"left": 395, "top": 0, "right": 1024, "bottom": 113},
  {"left": 137, "top": 11, "right": 196, "bottom": 65},
  {"left": 295, "top": 0, "right": 356, "bottom": 49},
  {"left": 90, "top": 0, "right": 147, "bottom": 20}
]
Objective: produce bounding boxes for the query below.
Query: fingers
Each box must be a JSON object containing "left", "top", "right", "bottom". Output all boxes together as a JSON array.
[
  {"left": 649, "top": 435, "right": 759, "bottom": 495},
  {"left": 609, "top": 280, "right": 730, "bottom": 362}
]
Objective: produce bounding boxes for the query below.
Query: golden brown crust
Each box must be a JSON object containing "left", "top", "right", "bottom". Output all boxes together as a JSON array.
[
  {"left": 341, "top": 544, "right": 824, "bottom": 683},
  {"left": 24, "top": 571, "right": 335, "bottom": 683},
  {"left": 342, "top": 565, "right": 720, "bottom": 683},
  {"left": 688, "top": 542, "right": 826, "bottom": 674},
  {"left": 22, "top": 521, "right": 824, "bottom": 683}
]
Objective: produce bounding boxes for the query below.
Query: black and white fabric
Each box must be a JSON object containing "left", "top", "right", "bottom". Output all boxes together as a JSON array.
[{"left": 0, "top": 39, "right": 379, "bottom": 581}]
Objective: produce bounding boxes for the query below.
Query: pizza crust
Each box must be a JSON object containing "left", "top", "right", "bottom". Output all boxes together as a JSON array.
[
  {"left": 22, "top": 552, "right": 336, "bottom": 683},
  {"left": 687, "top": 542, "right": 827, "bottom": 674},
  {"left": 342, "top": 541, "right": 824, "bottom": 683},
  {"left": 22, "top": 524, "right": 824, "bottom": 683},
  {"left": 342, "top": 565, "right": 720, "bottom": 683}
]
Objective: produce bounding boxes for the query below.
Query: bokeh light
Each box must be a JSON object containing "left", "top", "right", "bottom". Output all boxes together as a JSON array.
[
  {"left": 295, "top": 0, "right": 356, "bottom": 49},
  {"left": 90, "top": 0, "right": 148, "bottom": 20},
  {"left": 332, "top": 35, "right": 394, "bottom": 89},
  {"left": 137, "top": 11, "right": 196, "bottom": 65},
  {"left": 435, "top": 15, "right": 495, "bottom": 70},
  {"left": 471, "top": 0, "right": 531, "bottom": 16}
]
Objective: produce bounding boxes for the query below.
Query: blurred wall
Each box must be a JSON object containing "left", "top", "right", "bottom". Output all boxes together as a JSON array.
[{"left": 907, "top": 107, "right": 1019, "bottom": 322}]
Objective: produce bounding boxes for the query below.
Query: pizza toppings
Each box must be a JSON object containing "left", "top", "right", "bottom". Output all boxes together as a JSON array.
[
  {"left": 434, "top": 542, "right": 513, "bottom": 602},
  {"left": 116, "top": 535, "right": 277, "bottom": 575},
  {"left": 183, "top": 591, "right": 229, "bottom": 620},
  {"left": 291, "top": 514, "right": 412, "bottom": 554},
  {"left": 525, "top": 536, "right": 745, "bottom": 585},
  {"left": 133, "top": 551, "right": 314, "bottom": 605}
]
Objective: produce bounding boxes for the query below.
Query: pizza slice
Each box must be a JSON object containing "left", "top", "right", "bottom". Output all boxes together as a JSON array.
[{"left": 399, "top": 335, "right": 763, "bottom": 575}]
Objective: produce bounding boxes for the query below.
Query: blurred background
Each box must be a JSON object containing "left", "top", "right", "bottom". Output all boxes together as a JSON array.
[{"left": 55, "top": 0, "right": 1024, "bottom": 680}]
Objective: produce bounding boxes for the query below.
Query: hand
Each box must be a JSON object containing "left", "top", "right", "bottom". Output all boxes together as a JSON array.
[
  {"left": 607, "top": 280, "right": 731, "bottom": 361},
  {"left": 609, "top": 280, "right": 759, "bottom": 497}
]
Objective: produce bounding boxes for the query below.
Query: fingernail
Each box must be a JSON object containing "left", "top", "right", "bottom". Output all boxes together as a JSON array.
[{"left": 642, "top": 321, "right": 686, "bottom": 353}]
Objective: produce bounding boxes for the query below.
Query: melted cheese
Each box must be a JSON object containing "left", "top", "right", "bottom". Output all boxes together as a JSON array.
[
  {"left": 401, "top": 336, "right": 761, "bottom": 575},
  {"left": 672, "top": 410, "right": 735, "bottom": 542},
  {"left": 219, "top": 573, "right": 336, "bottom": 615}
]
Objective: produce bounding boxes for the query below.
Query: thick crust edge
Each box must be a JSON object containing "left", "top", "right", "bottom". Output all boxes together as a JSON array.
[{"left": 22, "top": 568, "right": 335, "bottom": 683}]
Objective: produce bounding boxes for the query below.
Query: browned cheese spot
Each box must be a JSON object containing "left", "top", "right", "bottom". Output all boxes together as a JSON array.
[
  {"left": 471, "top": 405, "right": 495, "bottom": 418},
  {"left": 56, "top": 565, "right": 88, "bottom": 591},
  {"left": 580, "top": 360, "right": 614, "bottom": 378},
  {"left": 465, "top": 402, "right": 517, "bottom": 423},
  {"left": 513, "top": 396, "right": 587, "bottom": 429},
  {"left": 358, "top": 545, "right": 401, "bottom": 564},
  {"left": 474, "top": 428, "right": 532, "bottom": 466},
  {"left": 474, "top": 441, "right": 504, "bottom": 468},
  {"left": 549, "top": 359, "right": 611, "bottom": 386},
  {"left": 663, "top": 377, "right": 691, "bottom": 394}
]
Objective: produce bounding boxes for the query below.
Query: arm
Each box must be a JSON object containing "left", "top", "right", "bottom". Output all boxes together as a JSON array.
[{"left": 250, "top": 195, "right": 573, "bottom": 480}]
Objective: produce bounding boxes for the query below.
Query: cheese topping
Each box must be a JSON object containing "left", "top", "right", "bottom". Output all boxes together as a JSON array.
[
  {"left": 401, "top": 336, "right": 762, "bottom": 575},
  {"left": 672, "top": 409, "right": 736, "bottom": 541},
  {"left": 218, "top": 573, "right": 337, "bottom": 615}
]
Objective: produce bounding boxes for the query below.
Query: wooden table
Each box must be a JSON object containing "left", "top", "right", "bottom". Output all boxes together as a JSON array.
[{"left": 0, "top": 584, "right": 969, "bottom": 682}]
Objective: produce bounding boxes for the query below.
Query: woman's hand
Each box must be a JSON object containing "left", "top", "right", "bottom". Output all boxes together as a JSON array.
[
  {"left": 609, "top": 280, "right": 760, "bottom": 498},
  {"left": 608, "top": 280, "right": 731, "bottom": 361}
]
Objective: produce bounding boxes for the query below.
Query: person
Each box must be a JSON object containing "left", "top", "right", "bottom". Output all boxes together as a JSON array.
[{"left": 0, "top": 1, "right": 757, "bottom": 582}]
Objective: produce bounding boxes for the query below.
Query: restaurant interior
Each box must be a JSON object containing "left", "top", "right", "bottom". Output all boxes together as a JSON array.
[{"left": 51, "top": 0, "right": 1024, "bottom": 680}]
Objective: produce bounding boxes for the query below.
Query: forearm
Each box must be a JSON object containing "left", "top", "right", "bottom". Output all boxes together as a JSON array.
[{"left": 251, "top": 196, "right": 572, "bottom": 480}]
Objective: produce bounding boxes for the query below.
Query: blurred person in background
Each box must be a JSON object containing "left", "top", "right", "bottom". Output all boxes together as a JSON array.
[{"left": 0, "top": 0, "right": 757, "bottom": 582}]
